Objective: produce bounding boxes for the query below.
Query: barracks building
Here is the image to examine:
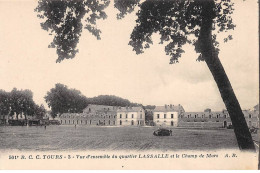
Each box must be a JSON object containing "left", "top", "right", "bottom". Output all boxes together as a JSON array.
[{"left": 58, "top": 104, "right": 259, "bottom": 128}]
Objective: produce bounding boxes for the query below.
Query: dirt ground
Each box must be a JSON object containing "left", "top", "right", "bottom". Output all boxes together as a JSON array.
[{"left": 0, "top": 126, "right": 258, "bottom": 151}]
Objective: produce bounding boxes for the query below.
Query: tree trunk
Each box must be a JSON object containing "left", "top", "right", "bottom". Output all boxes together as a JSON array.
[{"left": 198, "top": 0, "right": 255, "bottom": 151}]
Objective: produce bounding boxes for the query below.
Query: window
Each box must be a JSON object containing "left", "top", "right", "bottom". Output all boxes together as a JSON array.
[
  {"left": 120, "top": 120, "right": 122, "bottom": 125},
  {"left": 217, "top": 114, "right": 219, "bottom": 118},
  {"left": 61, "top": 120, "right": 62, "bottom": 124},
  {"left": 113, "top": 121, "right": 115, "bottom": 125},
  {"left": 249, "top": 114, "right": 252, "bottom": 119},
  {"left": 171, "top": 121, "right": 174, "bottom": 126},
  {"left": 81, "top": 120, "right": 82, "bottom": 124},
  {"left": 120, "top": 114, "right": 122, "bottom": 118},
  {"left": 195, "top": 115, "right": 197, "bottom": 118},
  {"left": 109, "top": 120, "right": 110, "bottom": 125},
  {"left": 73, "top": 120, "right": 74, "bottom": 124},
  {"left": 164, "top": 114, "right": 166, "bottom": 119},
  {"left": 224, "top": 115, "right": 227, "bottom": 118},
  {"left": 77, "top": 120, "right": 78, "bottom": 124},
  {"left": 171, "top": 114, "right": 174, "bottom": 118},
  {"left": 89, "top": 108, "right": 91, "bottom": 112},
  {"left": 209, "top": 115, "right": 212, "bottom": 119},
  {"left": 202, "top": 114, "right": 204, "bottom": 118},
  {"left": 157, "top": 114, "right": 160, "bottom": 119},
  {"left": 132, "top": 114, "right": 134, "bottom": 118},
  {"left": 140, "top": 114, "right": 142, "bottom": 119},
  {"left": 126, "top": 114, "right": 128, "bottom": 118},
  {"left": 109, "top": 116, "right": 110, "bottom": 118},
  {"left": 90, "top": 120, "right": 92, "bottom": 125},
  {"left": 85, "top": 120, "right": 87, "bottom": 124},
  {"left": 188, "top": 115, "right": 190, "bottom": 118},
  {"left": 131, "top": 120, "right": 134, "bottom": 125},
  {"left": 65, "top": 120, "right": 66, "bottom": 124},
  {"left": 69, "top": 120, "right": 70, "bottom": 124}
]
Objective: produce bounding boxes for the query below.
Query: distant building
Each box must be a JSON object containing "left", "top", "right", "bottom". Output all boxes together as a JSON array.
[
  {"left": 57, "top": 103, "right": 259, "bottom": 129},
  {"left": 59, "top": 104, "right": 118, "bottom": 126},
  {"left": 153, "top": 104, "right": 185, "bottom": 127},
  {"left": 116, "top": 106, "right": 145, "bottom": 126},
  {"left": 179, "top": 108, "right": 259, "bottom": 128}
]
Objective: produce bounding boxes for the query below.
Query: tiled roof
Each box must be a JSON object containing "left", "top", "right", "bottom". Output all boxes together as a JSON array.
[
  {"left": 83, "top": 104, "right": 118, "bottom": 113},
  {"left": 154, "top": 104, "right": 184, "bottom": 112},
  {"left": 117, "top": 106, "right": 143, "bottom": 112}
]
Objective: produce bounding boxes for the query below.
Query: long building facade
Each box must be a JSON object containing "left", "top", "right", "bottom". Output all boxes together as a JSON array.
[
  {"left": 57, "top": 103, "right": 259, "bottom": 128},
  {"left": 153, "top": 104, "right": 259, "bottom": 128},
  {"left": 58, "top": 104, "right": 145, "bottom": 126}
]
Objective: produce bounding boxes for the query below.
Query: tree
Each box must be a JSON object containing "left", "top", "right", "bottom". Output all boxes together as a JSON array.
[
  {"left": 8, "top": 88, "right": 36, "bottom": 120},
  {"left": 89, "top": 95, "right": 141, "bottom": 107},
  {"left": 36, "top": 0, "right": 255, "bottom": 150},
  {"left": 45, "top": 83, "right": 88, "bottom": 117},
  {"left": 115, "top": 0, "right": 255, "bottom": 151},
  {"left": 34, "top": 104, "right": 47, "bottom": 119},
  {"left": 0, "top": 90, "right": 10, "bottom": 115}
]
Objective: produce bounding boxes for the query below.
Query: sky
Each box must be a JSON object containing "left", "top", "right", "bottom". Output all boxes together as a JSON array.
[{"left": 0, "top": 0, "right": 258, "bottom": 112}]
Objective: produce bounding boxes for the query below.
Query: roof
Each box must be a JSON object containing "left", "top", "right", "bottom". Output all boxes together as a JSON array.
[
  {"left": 83, "top": 104, "right": 118, "bottom": 113},
  {"left": 153, "top": 104, "right": 184, "bottom": 112},
  {"left": 117, "top": 106, "right": 144, "bottom": 112}
]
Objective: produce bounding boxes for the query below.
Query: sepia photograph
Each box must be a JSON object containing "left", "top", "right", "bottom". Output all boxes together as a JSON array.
[{"left": 0, "top": 0, "right": 259, "bottom": 170}]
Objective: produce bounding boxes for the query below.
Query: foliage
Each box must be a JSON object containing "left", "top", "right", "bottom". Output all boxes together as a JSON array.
[
  {"left": 35, "top": 0, "right": 109, "bottom": 62},
  {"left": 114, "top": 0, "right": 235, "bottom": 63},
  {"left": 144, "top": 105, "right": 156, "bottom": 110},
  {"left": 44, "top": 83, "right": 88, "bottom": 117},
  {"left": 0, "top": 88, "right": 46, "bottom": 119},
  {"left": 9, "top": 88, "right": 36, "bottom": 119},
  {"left": 34, "top": 104, "right": 47, "bottom": 119},
  {"left": 36, "top": 0, "right": 235, "bottom": 63},
  {"left": 89, "top": 95, "right": 141, "bottom": 107},
  {"left": 0, "top": 90, "right": 10, "bottom": 115}
]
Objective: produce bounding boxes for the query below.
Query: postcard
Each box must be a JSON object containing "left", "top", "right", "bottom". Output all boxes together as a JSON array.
[{"left": 0, "top": 0, "right": 258, "bottom": 170}]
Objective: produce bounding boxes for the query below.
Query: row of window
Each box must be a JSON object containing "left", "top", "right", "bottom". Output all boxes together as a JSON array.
[
  {"left": 156, "top": 120, "right": 175, "bottom": 126},
  {"left": 119, "top": 120, "right": 142, "bottom": 125},
  {"left": 185, "top": 114, "right": 228, "bottom": 119},
  {"left": 184, "top": 114, "right": 254, "bottom": 119},
  {"left": 60, "top": 119, "right": 116, "bottom": 125},
  {"left": 119, "top": 114, "right": 142, "bottom": 119},
  {"left": 62, "top": 115, "right": 117, "bottom": 119},
  {"left": 156, "top": 114, "right": 175, "bottom": 119}
]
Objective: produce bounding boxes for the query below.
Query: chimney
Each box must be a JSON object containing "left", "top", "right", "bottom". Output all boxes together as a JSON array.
[{"left": 204, "top": 108, "right": 211, "bottom": 113}]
